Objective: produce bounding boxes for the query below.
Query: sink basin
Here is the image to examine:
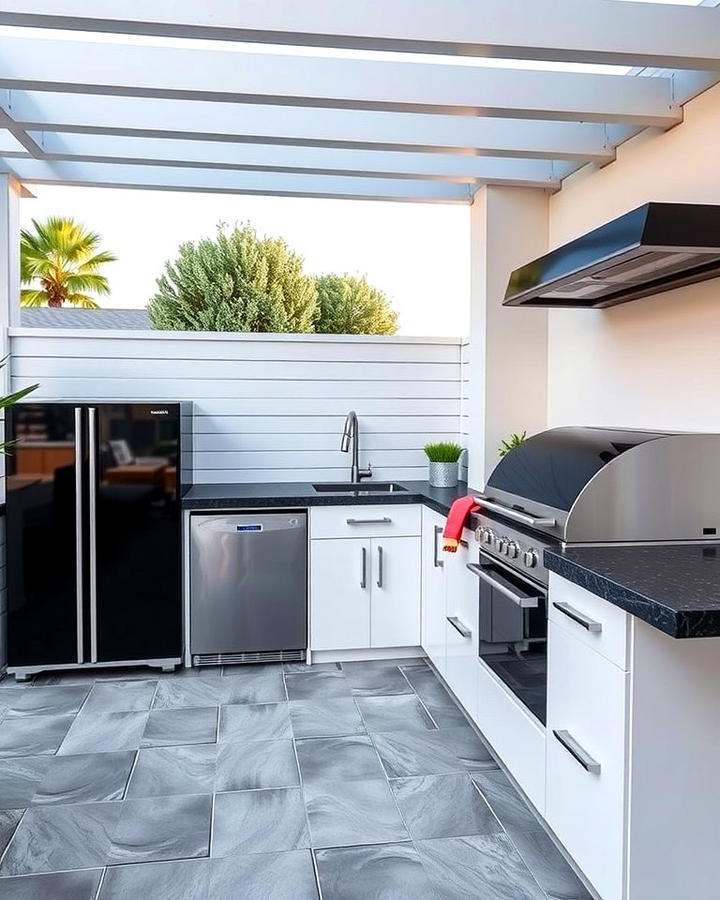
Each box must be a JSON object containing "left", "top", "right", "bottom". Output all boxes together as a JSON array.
[{"left": 312, "top": 482, "right": 408, "bottom": 494}]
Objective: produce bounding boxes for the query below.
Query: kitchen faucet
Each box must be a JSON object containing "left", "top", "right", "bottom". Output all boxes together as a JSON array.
[{"left": 340, "top": 410, "right": 372, "bottom": 482}]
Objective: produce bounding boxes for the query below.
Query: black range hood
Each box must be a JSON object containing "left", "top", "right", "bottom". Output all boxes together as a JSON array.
[{"left": 504, "top": 203, "right": 720, "bottom": 309}]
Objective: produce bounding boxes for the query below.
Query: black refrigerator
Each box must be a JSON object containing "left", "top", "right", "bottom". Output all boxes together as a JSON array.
[{"left": 5, "top": 402, "right": 192, "bottom": 680}]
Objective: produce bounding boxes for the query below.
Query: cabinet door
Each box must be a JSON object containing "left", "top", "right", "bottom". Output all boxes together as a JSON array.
[
  {"left": 311, "top": 538, "right": 371, "bottom": 650},
  {"left": 546, "top": 621, "right": 628, "bottom": 900},
  {"left": 444, "top": 531, "right": 479, "bottom": 717},
  {"left": 6, "top": 404, "right": 82, "bottom": 669},
  {"left": 422, "top": 509, "right": 447, "bottom": 674},
  {"left": 93, "top": 404, "right": 182, "bottom": 663},
  {"left": 370, "top": 536, "right": 421, "bottom": 648}
]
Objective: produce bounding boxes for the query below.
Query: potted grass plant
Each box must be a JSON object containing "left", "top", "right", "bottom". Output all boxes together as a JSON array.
[{"left": 424, "top": 441, "right": 462, "bottom": 488}]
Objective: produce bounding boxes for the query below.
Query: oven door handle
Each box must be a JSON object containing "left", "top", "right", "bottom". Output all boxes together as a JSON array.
[
  {"left": 473, "top": 497, "right": 556, "bottom": 528},
  {"left": 466, "top": 563, "right": 541, "bottom": 609}
]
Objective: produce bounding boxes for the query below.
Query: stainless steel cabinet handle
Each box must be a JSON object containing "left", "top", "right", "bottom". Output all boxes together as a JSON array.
[
  {"left": 553, "top": 729, "right": 601, "bottom": 774},
  {"left": 376, "top": 545, "right": 384, "bottom": 588},
  {"left": 553, "top": 601, "right": 602, "bottom": 633},
  {"left": 88, "top": 407, "right": 98, "bottom": 664},
  {"left": 466, "top": 563, "right": 541, "bottom": 609},
  {"left": 433, "top": 525, "right": 444, "bottom": 568},
  {"left": 360, "top": 546, "right": 367, "bottom": 589},
  {"left": 346, "top": 517, "right": 392, "bottom": 525},
  {"left": 474, "top": 497, "right": 556, "bottom": 528},
  {"left": 74, "top": 407, "right": 84, "bottom": 664},
  {"left": 447, "top": 616, "right": 472, "bottom": 639}
]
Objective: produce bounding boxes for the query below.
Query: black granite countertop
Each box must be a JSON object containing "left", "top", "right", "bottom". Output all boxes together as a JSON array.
[
  {"left": 545, "top": 544, "right": 720, "bottom": 639},
  {"left": 182, "top": 480, "right": 476, "bottom": 519}
]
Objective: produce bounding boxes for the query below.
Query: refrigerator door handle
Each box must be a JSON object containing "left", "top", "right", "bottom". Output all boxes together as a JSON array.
[
  {"left": 88, "top": 406, "right": 98, "bottom": 663},
  {"left": 74, "top": 407, "right": 84, "bottom": 664}
]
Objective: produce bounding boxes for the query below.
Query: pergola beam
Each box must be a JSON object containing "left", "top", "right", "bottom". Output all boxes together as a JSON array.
[
  {"left": 0, "top": 0, "right": 719, "bottom": 71},
  {"left": 30, "top": 132, "right": 568, "bottom": 187},
  {"left": 0, "top": 37, "right": 681, "bottom": 126},
  {"left": 0, "top": 158, "right": 475, "bottom": 203},
  {"left": 4, "top": 92, "right": 616, "bottom": 163}
]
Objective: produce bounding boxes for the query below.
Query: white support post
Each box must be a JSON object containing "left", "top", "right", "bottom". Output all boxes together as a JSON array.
[
  {"left": 0, "top": 174, "right": 21, "bottom": 507},
  {"left": 467, "top": 186, "right": 549, "bottom": 488},
  {"left": 0, "top": 173, "right": 21, "bottom": 331}
]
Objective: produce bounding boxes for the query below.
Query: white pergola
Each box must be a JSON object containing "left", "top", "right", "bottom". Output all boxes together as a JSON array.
[{"left": 0, "top": 0, "right": 719, "bottom": 203}]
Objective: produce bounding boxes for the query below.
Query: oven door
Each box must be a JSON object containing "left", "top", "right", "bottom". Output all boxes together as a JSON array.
[{"left": 467, "top": 553, "right": 548, "bottom": 725}]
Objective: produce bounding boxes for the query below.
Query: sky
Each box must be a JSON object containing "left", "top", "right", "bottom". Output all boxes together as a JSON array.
[{"left": 19, "top": 186, "right": 472, "bottom": 337}]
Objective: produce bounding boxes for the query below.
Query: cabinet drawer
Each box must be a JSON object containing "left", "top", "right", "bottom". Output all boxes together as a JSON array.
[
  {"left": 546, "top": 621, "right": 628, "bottom": 900},
  {"left": 310, "top": 504, "right": 421, "bottom": 539},
  {"left": 549, "top": 573, "right": 630, "bottom": 670}
]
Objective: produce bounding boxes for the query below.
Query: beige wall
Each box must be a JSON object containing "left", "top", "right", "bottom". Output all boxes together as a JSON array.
[
  {"left": 469, "top": 186, "right": 548, "bottom": 486},
  {"left": 547, "top": 81, "right": 720, "bottom": 431}
]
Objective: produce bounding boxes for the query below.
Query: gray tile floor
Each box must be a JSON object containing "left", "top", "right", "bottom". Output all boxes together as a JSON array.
[{"left": 0, "top": 659, "right": 592, "bottom": 899}]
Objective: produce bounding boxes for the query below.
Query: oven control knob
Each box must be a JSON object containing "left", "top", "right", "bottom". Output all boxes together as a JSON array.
[
  {"left": 475, "top": 526, "right": 485, "bottom": 543},
  {"left": 495, "top": 537, "right": 507, "bottom": 554},
  {"left": 523, "top": 549, "right": 538, "bottom": 568},
  {"left": 484, "top": 529, "right": 495, "bottom": 545},
  {"left": 506, "top": 542, "right": 519, "bottom": 560}
]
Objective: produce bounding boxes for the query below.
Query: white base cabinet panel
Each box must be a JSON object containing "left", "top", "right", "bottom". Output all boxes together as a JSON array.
[
  {"left": 546, "top": 621, "right": 628, "bottom": 900},
  {"left": 421, "top": 508, "right": 448, "bottom": 675},
  {"left": 371, "top": 536, "right": 421, "bottom": 648},
  {"left": 476, "top": 656, "right": 546, "bottom": 815},
  {"left": 310, "top": 537, "right": 371, "bottom": 650},
  {"left": 548, "top": 573, "right": 720, "bottom": 900},
  {"left": 444, "top": 532, "right": 479, "bottom": 718},
  {"left": 310, "top": 506, "right": 421, "bottom": 653}
]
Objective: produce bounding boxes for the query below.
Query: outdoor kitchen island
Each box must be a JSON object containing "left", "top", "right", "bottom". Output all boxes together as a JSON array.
[{"left": 543, "top": 544, "right": 720, "bottom": 900}]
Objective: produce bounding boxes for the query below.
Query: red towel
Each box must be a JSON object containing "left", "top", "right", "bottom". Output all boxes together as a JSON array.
[{"left": 443, "top": 496, "right": 479, "bottom": 552}]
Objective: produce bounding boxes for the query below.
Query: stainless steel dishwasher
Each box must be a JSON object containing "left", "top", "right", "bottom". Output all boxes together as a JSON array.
[{"left": 190, "top": 511, "right": 307, "bottom": 665}]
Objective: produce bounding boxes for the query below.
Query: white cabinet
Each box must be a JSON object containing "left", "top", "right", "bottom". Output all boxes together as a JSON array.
[
  {"left": 310, "top": 537, "right": 371, "bottom": 650},
  {"left": 371, "top": 536, "right": 421, "bottom": 647},
  {"left": 444, "top": 533, "right": 479, "bottom": 717},
  {"left": 310, "top": 507, "right": 421, "bottom": 652},
  {"left": 546, "top": 620, "right": 629, "bottom": 900},
  {"left": 422, "top": 508, "right": 447, "bottom": 674}
]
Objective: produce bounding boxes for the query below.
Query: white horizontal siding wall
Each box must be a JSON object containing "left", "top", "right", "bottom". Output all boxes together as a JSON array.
[
  {"left": 9, "top": 329, "right": 464, "bottom": 484},
  {"left": 460, "top": 339, "right": 471, "bottom": 484}
]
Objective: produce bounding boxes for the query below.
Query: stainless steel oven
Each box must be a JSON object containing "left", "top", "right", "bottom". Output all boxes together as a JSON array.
[{"left": 468, "top": 514, "right": 553, "bottom": 726}]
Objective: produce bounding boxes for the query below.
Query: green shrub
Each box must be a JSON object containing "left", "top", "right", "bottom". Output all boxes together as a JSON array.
[
  {"left": 147, "top": 224, "right": 317, "bottom": 332},
  {"left": 314, "top": 273, "right": 398, "bottom": 335}
]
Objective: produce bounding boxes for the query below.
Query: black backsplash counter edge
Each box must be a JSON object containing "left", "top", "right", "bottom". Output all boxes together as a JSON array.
[
  {"left": 182, "top": 480, "right": 477, "bottom": 519},
  {"left": 545, "top": 545, "right": 720, "bottom": 639}
]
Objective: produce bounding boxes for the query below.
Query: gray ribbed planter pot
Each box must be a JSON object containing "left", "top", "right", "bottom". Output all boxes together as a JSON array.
[{"left": 428, "top": 461, "right": 459, "bottom": 488}]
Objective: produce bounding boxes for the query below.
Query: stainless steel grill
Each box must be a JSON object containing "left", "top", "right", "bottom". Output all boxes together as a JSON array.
[{"left": 472, "top": 426, "right": 720, "bottom": 585}]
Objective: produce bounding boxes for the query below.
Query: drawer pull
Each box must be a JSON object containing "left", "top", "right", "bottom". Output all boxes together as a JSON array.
[
  {"left": 346, "top": 517, "right": 392, "bottom": 525},
  {"left": 553, "top": 601, "right": 602, "bottom": 633},
  {"left": 447, "top": 616, "right": 472, "bottom": 639},
  {"left": 553, "top": 729, "right": 601, "bottom": 775}
]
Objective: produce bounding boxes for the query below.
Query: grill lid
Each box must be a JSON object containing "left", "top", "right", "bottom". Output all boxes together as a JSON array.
[{"left": 486, "top": 427, "right": 665, "bottom": 513}]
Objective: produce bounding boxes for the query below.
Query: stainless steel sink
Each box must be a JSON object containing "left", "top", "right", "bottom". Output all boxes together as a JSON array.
[{"left": 312, "top": 482, "right": 407, "bottom": 494}]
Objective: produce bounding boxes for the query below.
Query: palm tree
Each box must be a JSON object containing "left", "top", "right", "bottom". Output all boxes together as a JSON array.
[{"left": 20, "top": 216, "right": 116, "bottom": 308}]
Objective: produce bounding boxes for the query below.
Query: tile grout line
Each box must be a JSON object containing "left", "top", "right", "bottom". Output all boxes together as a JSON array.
[
  {"left": 122, "top": 749, "right": 141, "bottom": 800},
  {"left": 93, "top": 865, "right": 108, "bottom": 899},
  {"left": 0, "top": 806, "right": 26, "bottom": 870}
]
